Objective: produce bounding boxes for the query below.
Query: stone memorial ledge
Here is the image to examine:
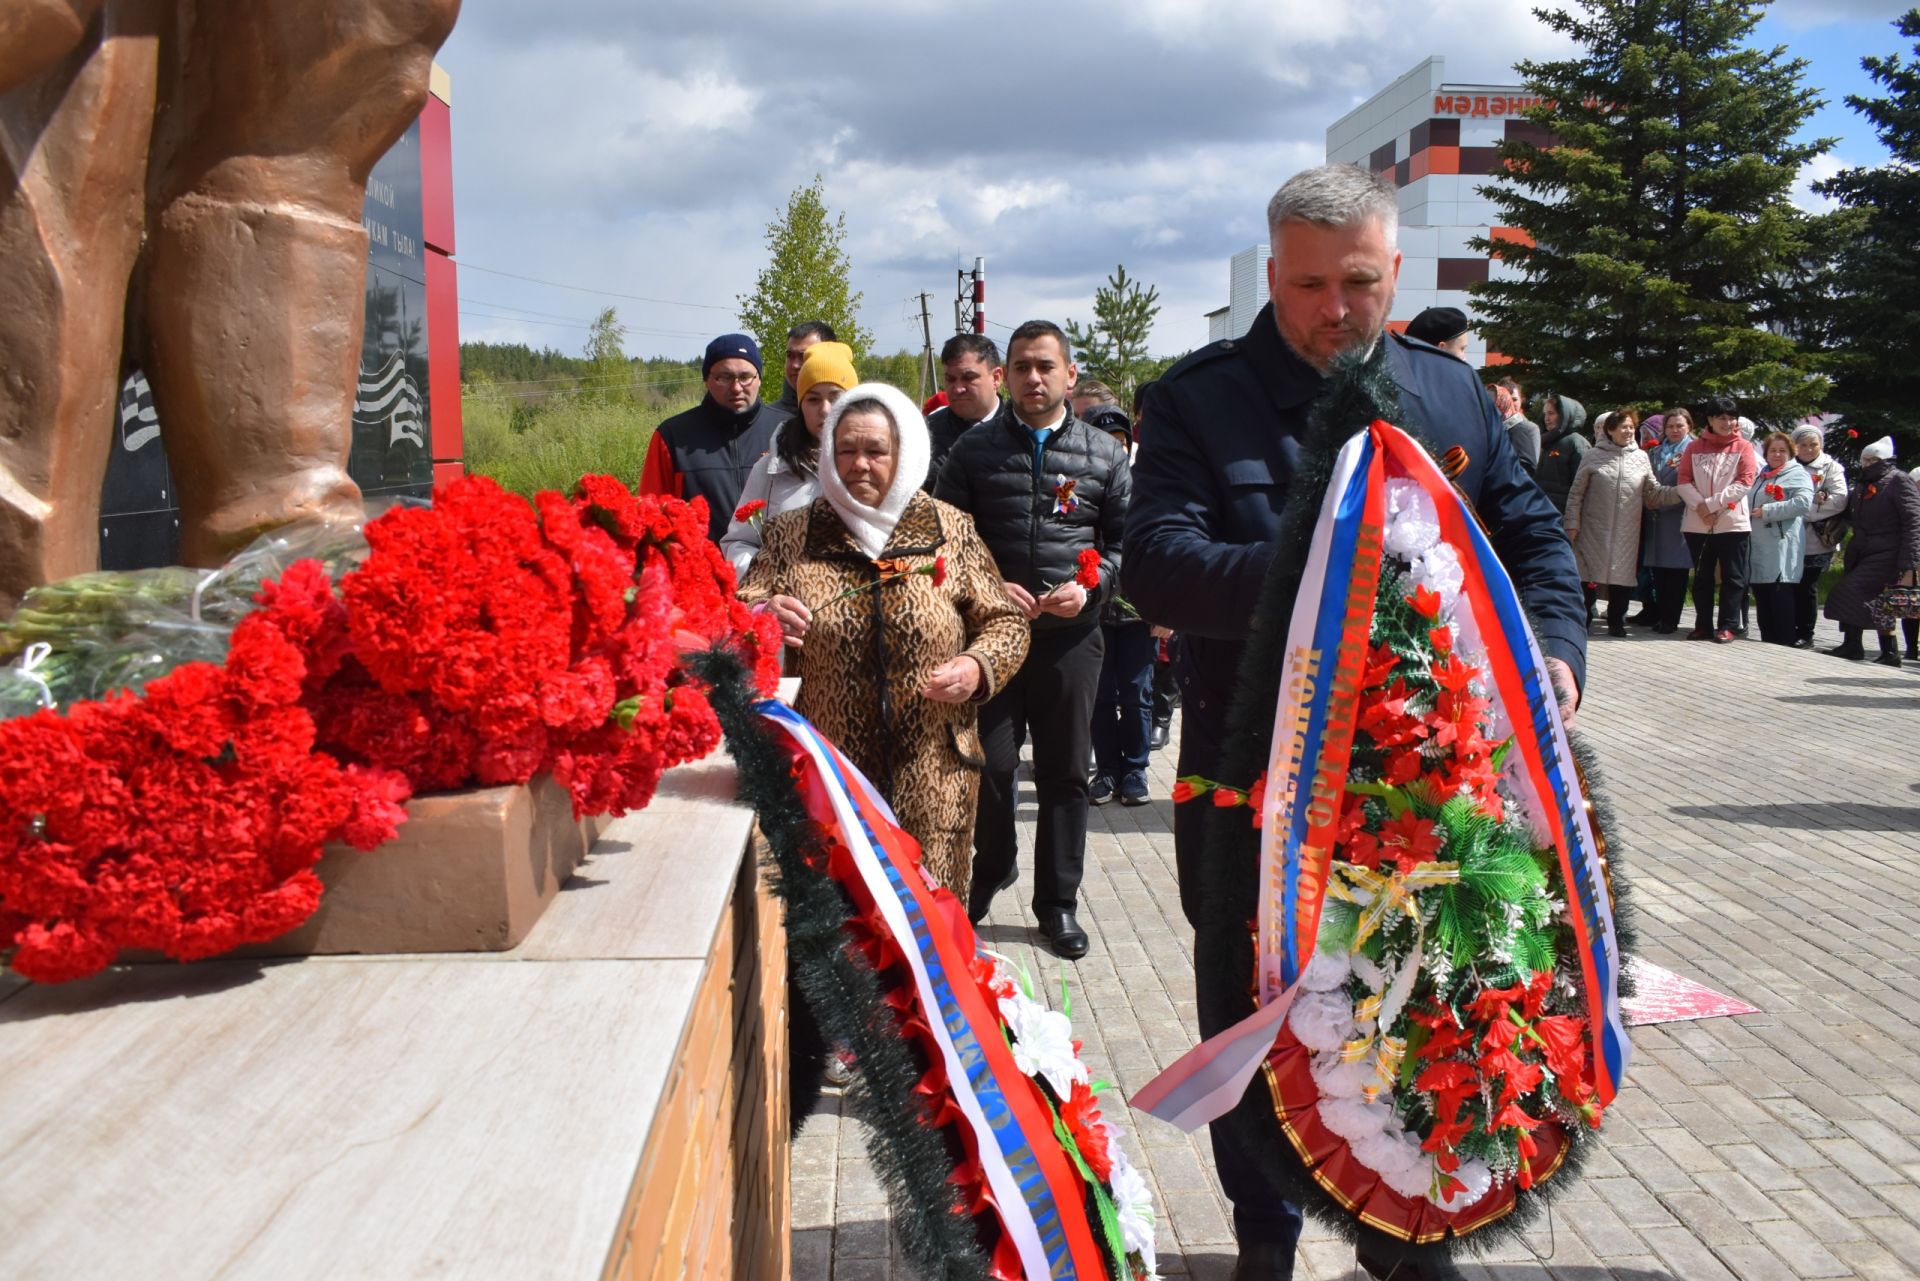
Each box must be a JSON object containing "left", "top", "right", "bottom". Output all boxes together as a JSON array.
[{"left": 0, "top": 742, "right": 789, "bottom": 1281}]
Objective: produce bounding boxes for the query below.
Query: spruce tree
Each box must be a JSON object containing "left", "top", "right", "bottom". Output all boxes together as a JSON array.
[
  {"left": 1469, "top": 0, "right": 1834, "bottom": 420},
  {"left": 1813, "top": 9, "right": 1920, "bottom": 461},
  {"left": 736, "top": 176, "right": 874, "bottom": 399}
]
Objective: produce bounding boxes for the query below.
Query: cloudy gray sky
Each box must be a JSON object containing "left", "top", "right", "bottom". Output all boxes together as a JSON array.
[{"left": 440, "top": 0, "right": 1908, "bottom": 362}]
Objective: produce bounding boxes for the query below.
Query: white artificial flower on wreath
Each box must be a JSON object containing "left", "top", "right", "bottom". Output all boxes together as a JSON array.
[
  {"left": 1320, "top": 1094, "right": 1397, "bottom": 1143},
  {"left": 1299, "top": 950, "right": 1351, "bottom": 992},
  {"left": 997, "top": 993, "right": 1087, "bottom": 1099},
  {"left": 1289, "top": 990, "right": 1360, "bottom": 1053},
  {"left": 1108, "top": 1150, "right": 1159, "bottom": 1274},
  {"left": 1434, "top": 1157, "right": 1494, "bottom": 1209}
]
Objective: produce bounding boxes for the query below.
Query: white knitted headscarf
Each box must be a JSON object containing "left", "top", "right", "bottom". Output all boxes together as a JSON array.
[
  {"left": 816, "top": 382, "right": 932, "bottom": 559},
  {"left": 1861, "top": 436, "right": 1896, "bottom": 464}
]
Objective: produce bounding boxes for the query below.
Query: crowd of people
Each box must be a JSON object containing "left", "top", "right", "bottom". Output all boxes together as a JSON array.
[
  {"left": 642, "top": 162, "right": 1916, "bottom": 1281},
  {"left": 1476, "top": 377, "right": 1920, "bottom": 665}
]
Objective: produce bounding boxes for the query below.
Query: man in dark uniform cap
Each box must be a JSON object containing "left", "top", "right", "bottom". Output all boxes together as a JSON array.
[
  {"left": 1404, "top": 304, "right": 1472, "bottom": 360},
  {"left": 1123, "top": 163, "right": 1586, "bottom": 1281}
]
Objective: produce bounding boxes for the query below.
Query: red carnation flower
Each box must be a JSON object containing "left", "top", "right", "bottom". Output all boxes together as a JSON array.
[
  {"left": 931, "top": 555, "right": 948, "bottom": 588},
  {"left": 1075, "top": 547, "right": 1101, "bottom": 591},
  {"left": 734, "top": 498, "right": 768, "bottom": 524}
]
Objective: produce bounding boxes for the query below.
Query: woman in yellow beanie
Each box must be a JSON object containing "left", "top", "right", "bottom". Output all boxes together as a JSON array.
[{"left": 721, "top": 341, "right": 858, "bottom": 577}]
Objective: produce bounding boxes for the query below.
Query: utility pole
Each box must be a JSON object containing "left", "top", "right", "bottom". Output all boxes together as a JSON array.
[{"left": 917, "top": 293, "right": 936, "bottom": 402}]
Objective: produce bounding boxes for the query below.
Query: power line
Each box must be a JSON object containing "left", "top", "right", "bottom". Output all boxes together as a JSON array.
[
  {"left": 459, "top": 261, "right": 738, "bottom": 313},
  {"left": 461, "top": 294, "right": 714, "bottom": 337},
  {"left": 458, "top": 308, "right": 717, "bottom": 340}
]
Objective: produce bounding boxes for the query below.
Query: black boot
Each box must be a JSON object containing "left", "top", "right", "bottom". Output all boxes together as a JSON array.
[
  {"left": 1876, "top": 632, "right": 1903, "bottom": 668},
  {"left": 1826, "top": 628, "right": 1866, "bottom": 660}
]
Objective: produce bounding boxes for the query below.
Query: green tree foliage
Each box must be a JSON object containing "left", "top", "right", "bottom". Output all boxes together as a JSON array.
[
  {"left": 737, "top": 176, "right": 875, "bottom": 399},
  {"left": 582, "top": 307, "right": 631, "bottom": 404},
  {"left": 1063, "top": 265, "right": 1162, "bottom": 403},
  {"left": 1814, "top": 8, "right": 1920, "bottom": 460},
  {"left": 1468, "top": 0, "right": 1834, "bottom": 419}
]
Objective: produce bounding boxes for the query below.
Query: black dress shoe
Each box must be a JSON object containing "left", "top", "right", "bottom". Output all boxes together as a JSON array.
[
  {"left": 1875, "top": 651, "right": 1904, "bottom": 668},
  {"left": 1038, "top": 910, "right": 1089, "bottom": 960},
  {"left": 1624, "top": 610, "right": 1654, "bottom": 626},
  {"left": 967, "top": 866, "right": 1019, "bottom": 924},
  {"left": 1229, "top": 1240, "right": 1295, "bottom": 1280},
  {"left": 1792, "top": 638, "right": 1813, "bottom": 649},
  {"left": 1149, "top": 719, "right": 1171, "bottom": 751}
]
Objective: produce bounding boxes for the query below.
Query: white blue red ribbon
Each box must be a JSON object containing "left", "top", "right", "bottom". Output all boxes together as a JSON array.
[{"left": 755, "top": 700, "right": 1109, "bottom": 1278}]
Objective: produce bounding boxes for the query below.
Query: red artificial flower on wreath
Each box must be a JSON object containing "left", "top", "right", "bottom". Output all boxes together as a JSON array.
[
  {"left": 1363, "top": 642, "right": 1400, "bottom": 687},
  {"left": 1532, "top": 1014, "right": 1588, "bottom": 1083},
  {"left": 1377, "top": 811, "right": 1445, "bottom": 872},
  {"left": 1407, "top": 585, "right": 1443, "bottom": 619},
  {"left": 969, "top": 952, "right": 1017, "bottom": 1001},
  {"left": 1411, "top": 1007, "right": 1478, "bottom": 1062},
  {"left": 1428, "top": 625, "right": 1453, "bottom": 653},
  {"left": 1060, "top": 1079, "right": 1116, "bottom": 1182},
  {"left": 1521, "top": 969, "right": 1553, "bottom": 1020},
  {"left": 1382, "top": 747, "right": 1424, "bottom": 787},
  {"left": 1074, "top": 547, "right": 1102, "bottom": 591},
  {"left": 733, "top": 498, "right": 768, "bottom": 524},
  {"left": 1430, "top": 651, "right": 1479, "bottom": 694}
]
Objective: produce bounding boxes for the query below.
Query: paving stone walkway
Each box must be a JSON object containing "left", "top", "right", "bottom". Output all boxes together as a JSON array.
[{"left": 794, "top": 617, "right": 1920, "bottom": 1280}]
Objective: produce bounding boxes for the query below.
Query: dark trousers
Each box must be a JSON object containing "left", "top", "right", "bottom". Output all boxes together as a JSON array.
[
  {"left": 1754, "top": 582, "right": 1798, "bottom": 645},
  {"left": 1092, "top": 622, "right": 1155, "bottom": 783},
  {"left": 973, "top": 623, "right": 1102, "bottom": 916},
  {"left": 1151, "top": 639, "right": 1179, "bottom": 724},
  {"left": 1906, "top": 618, "right": 1919, "bottom": 655},
  {"left": 1583, "top": 583, "right": 1633, "bottom": 628},
  {"left": 1651, "top": 567, "right": 1691, "bottom": 630},
  {"left": 1175, "top": 717, "right": 1305, "bottom": 1248},
  {"left": 1795, "top": 553, "right": 1832, "bottom": 644},
  {"left": 1685, "top": 531, "right": 1751, "bottom": 633}
]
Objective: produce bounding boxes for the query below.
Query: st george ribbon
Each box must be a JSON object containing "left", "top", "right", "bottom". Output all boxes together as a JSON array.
[{"left": 1131, "top": 420, "right": 1630, "bottom": 1134}]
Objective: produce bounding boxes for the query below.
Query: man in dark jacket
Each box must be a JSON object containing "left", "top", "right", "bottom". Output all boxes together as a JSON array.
[
  {"left": 1124, "top": 164, "right": 1585, "bottom": 1281},
  {"left": 936, "top": 320, "right": 1131, "bottom": 959},
  {"left": 772, "top": 320, "right": 835, "bottom": 418},
  {"left": 639, "top": 333, "right": 784, "bottom": 541},
  {"left": 923, "top": 333, "right": 1007, "bottom": 489}
]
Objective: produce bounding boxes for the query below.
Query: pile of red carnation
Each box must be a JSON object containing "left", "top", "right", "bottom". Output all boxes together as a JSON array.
[{"left": 0, "top": 478, "right": 781, "bottom": 982}]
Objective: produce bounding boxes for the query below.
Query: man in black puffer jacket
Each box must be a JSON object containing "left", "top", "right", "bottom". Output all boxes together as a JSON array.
[{"left": 935, "top": 320, "right": 1131, "bottom": 959}]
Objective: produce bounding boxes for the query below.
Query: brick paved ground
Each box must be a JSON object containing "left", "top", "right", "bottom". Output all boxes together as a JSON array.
[{"left": 796, "top": 617, "right": 1920, "bottom": 1280}]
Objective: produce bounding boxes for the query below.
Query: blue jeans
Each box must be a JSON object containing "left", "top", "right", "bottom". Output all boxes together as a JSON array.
[{"left": 1091, "top": 622, "right": 1154, "bottom": 784}]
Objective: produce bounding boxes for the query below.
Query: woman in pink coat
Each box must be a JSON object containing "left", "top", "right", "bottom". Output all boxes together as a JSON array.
[{"left": 1676, "top": 395, "right": 1761, "bottom": 642}]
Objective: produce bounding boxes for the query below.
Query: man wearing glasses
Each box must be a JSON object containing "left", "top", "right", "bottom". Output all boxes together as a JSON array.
[{"left": 640, "top": 333, "right": 784, "bottom": 540}]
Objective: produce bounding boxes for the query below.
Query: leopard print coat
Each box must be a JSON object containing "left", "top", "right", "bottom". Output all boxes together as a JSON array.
[{"left": 737, "top": 491, "right": 1029, "bottom": 898}]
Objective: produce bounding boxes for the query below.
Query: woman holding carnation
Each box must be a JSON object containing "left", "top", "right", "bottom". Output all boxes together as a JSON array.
[
  {"left": 1747, "top": 432, "right": 1815, "bottom": 646},
  {"left": 739, "top": 383, "right": 1029, "bottom": 897},
  {"left": 1564, "top": 408, "right": 1657, "bottom": 636},
  {"left": 720, "top": 342, "right": 859, "bottom": 579}
]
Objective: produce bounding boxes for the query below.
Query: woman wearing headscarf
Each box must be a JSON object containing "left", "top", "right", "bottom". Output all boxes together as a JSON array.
[
  {"left": 1747, "top": 432, "right": 1816, "bottom": 646},
  {"left": 738, "top": 383, "right": 1030, "bottom": 896},
  {"left": 720, "top": 342, "right": 858, "bottom": 578},
  {"left": 1533, "top": 392, "right": 1590, "bottom": 514},
  {"left": 1678, "top": 395, "right": 1761, "bottom": 642},
  {"left": 1565, "top": 408, "right": 1658, "bottom": 635},
  {"left": 1791, "top": 422, "right": 1848, "bottom": 648},
  {"left": 1641, "top": 408, "right": 1695, "bottom": 633},
  {"left": 1824, "top": 436, "right": 1920, "bottom": 667}
]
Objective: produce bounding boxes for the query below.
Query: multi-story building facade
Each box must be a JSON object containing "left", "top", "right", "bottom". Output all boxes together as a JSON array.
[{"left": 1207, "top": 56, "right": 1542, "bottom": 368}]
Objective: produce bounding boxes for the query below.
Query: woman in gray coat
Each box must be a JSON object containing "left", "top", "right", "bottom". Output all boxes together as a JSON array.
[
  {"left": 1566, "top": 408, "right": 1658, "bottom": 635},
  {"left": 1747, "top": 432, "right": 1815, "bottom": 646},
  {"left": 1641, "top": 409, "right": 1695, "bottom": 633}
]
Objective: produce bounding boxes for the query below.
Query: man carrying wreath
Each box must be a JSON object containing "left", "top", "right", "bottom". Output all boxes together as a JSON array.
[{"left": 1123, "top": 165, "right": 1587, "bottom": 1281}]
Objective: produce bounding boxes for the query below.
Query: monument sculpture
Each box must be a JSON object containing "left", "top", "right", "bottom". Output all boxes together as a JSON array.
[{"left": 0, "top": 0, "right": 460, "bottom": 611}]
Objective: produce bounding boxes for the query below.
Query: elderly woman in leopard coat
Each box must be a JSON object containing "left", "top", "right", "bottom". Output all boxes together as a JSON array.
[{"left": 738, "top": 383, "right": 1028, "bottom": 898}]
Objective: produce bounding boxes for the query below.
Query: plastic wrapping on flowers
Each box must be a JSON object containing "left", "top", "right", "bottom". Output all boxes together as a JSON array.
[
  {"left": 0, "top": 502, "right": 410, "bottom": 717},
  {"left": 0, "top": 477, "right": 782, "bottom": 982}
]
